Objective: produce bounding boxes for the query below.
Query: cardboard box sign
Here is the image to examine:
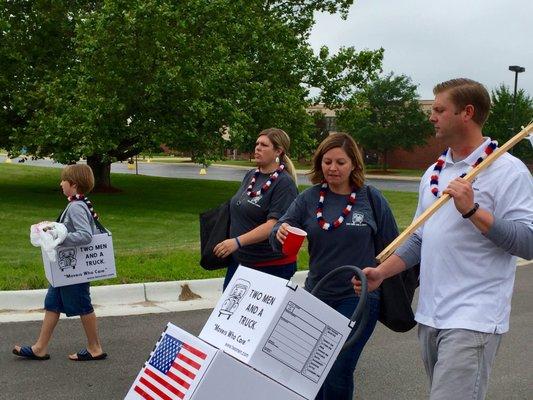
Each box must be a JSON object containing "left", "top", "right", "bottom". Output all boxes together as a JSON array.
[
  {"left": 190, "top": 348, "right": 305, "bottom": 400},
  {"left": 125, "top": 323, "right": 304, "bottom": 400},
  {"left": 42, "top": 232, "right": 116, "bottom": 288},
  {"left": 199, "top": 266, "right": 352, "bottom": 400},
  {"left": 125, "top": 323, "right": 217, "bottom": 400}
]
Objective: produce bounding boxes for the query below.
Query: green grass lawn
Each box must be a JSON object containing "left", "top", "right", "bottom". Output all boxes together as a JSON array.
[{"left": 0, "top": 164, "right": 417, "bottom": 290}]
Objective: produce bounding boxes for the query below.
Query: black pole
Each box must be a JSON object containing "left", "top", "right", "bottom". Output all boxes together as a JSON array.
[
  {"left": 508, "top": 66, "right": 525, "bottom": 155},
  {"left": 512, "top": 71, "right": 518, "bottom": 134}
]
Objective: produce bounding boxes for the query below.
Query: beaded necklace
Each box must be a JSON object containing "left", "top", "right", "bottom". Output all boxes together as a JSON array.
[
  {"left": 430, "top": 140, "right": 498, "bottom": 197},
  {"left": 246, "top": 164, "right": 285, "bottom": 197},
  {"left": 68, "top": 194, "right": 99, "bottom": 220},
  {"left": 316, "top": 182, "right": 357, "bottom": 231}
]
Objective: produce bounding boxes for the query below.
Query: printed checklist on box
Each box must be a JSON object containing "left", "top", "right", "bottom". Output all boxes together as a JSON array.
[
  {"left": 200, "top": 266, "right": 351, "bottom": 399},
  {"left": 263, "top": 301, "right": 344, "bottom": 383}
]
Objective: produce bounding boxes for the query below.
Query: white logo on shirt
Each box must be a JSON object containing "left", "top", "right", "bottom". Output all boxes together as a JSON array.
[
  {"left": 247, "top": 195, "right": 262, "bottom": 208},
  {"left": 471, "top": 177, "right": 480, "bottom": 191},
  {"left": 346, "top": 212, "right": 365, "bottom": 226}
]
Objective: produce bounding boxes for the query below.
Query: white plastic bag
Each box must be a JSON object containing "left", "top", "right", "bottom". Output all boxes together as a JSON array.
[{"left": 30, "top": 221, "right": 68, "bottom": 262}]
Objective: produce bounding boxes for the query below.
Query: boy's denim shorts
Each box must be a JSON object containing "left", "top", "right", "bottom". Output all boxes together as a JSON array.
[{"left": 44, "top": 282, "right": 94, "bottom": 317}]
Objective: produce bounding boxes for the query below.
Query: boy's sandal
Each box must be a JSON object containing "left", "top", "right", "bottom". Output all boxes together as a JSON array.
[
  {"left": 12, "top": 345, "right": 50, "bottom": 360},
  {"left": 69, "top": 348, "right": 107, "bottom": 361}
]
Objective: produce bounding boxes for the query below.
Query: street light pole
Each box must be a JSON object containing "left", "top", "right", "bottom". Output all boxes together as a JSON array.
[{"left": 508, "top": 65, "right": 525, "bottom": 134}]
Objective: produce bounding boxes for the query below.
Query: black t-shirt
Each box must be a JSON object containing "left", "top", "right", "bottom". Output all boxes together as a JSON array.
[
  {"left": 271, "top": 184, "right": 399, "bottom": 300},
  {"left": 230, "top": 168, "right": 298, "bottom": 266}
]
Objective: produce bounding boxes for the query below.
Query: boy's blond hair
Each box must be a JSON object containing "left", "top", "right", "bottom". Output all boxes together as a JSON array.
[{"left": 61, "top": 164, "right": 95, "bottom": 194}]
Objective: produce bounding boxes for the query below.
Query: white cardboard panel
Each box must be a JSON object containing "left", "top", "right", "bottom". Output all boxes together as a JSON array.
[
  {"left": 42, "top": 232, "right": 116, "bottom": 287},
  {"left": 199, "top": 266, "right": 351, "bottom": 399}
]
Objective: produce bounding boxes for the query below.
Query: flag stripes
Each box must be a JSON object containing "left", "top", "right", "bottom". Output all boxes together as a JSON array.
[{"left": 130, "top": 332, "right": 209, "bottom": 400}]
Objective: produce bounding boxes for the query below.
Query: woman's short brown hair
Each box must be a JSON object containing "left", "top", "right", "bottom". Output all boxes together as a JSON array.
[
  {"left": 61, "top": 164, "right": 95, "bottom": 194},
  {"left": 309, "top": 133, "right": 365, "bottom": 189}
]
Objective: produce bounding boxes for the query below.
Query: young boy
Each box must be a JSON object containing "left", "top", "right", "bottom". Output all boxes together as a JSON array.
[{"left": 13, "top": 164, "right": 107, "bottom": 361}]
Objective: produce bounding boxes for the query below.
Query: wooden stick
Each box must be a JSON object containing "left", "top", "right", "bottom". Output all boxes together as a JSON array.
[{"left": 376, "top": 122, "right": 533, "bottom": 264}]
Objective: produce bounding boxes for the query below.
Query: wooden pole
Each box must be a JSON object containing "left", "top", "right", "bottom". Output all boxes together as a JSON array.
[{"left": 376, "top": 122, "right": 533, "bottom": 264}]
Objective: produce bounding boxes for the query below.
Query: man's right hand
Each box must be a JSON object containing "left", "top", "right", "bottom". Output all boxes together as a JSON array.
[{"left": 352, "top": 267, "right": 385, "bottom": 295}]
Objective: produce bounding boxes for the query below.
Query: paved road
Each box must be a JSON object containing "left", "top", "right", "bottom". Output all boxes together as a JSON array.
[
  {"left": 1, "top": 265, "right": 531, "bottom": 400},
  {"left": 0, "top": 155, "right": 420, "bottom": 192}
]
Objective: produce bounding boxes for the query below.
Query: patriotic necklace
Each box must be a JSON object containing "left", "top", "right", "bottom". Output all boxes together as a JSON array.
[
  {"left": 430, "top": 140, "right": 498, "bottom": 197},
  {"left": 246, "top": 164, "right": 285, "bottom": 197},
  {"left": 68, "top": 194, "right": 99, "bottom": 220},
  {"left": 316, "top": 182, "right": 356, "bottom": 231}
]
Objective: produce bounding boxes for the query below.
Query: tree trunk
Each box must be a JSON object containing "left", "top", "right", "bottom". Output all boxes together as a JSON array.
[
  {"left": 381, "top": 150, "right": 388, "bottom": 172},
  {"left": 86, "top": 155, "right": 114, "bottom": 192}
]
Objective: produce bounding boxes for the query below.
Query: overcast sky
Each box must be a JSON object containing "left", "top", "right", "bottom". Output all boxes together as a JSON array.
[{"left": 309, "top": 0, "right": 532, "bottom": 100}]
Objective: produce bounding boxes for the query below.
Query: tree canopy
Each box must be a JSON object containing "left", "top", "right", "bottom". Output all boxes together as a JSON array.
[
  {"left": 483, "top": 84, "right": 533, "bottom": 162},
  {"left": 1, "top": 0, "right": 383, "bottom": 189},
  {"left": 0, "top": 1, "right": 97, "bottom": 151},
  {"left": 336, "top": 72, "right": 432, "bottom": 170}
]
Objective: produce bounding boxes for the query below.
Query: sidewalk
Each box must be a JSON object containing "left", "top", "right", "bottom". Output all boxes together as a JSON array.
[
  {"left": 2, "top": 260, "right": 530, "bottom": 324},
  {"left": 0, "top": 271, "right": 307, "bottom": 323},
  {"left": 199, "top": 162, "right": 422, "bottom": 182},
  {"left": 2, "top": 154, "right": 422, "bottom": 183}
]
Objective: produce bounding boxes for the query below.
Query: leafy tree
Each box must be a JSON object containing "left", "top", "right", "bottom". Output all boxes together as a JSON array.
[
  {"left": 336, "top": 72, "right": 432, "bottom": 170},
  {"left": 484, "top": 84, "right": 533, "bottom": 162},
  {"left": 0, "top": 0, "right": 97, "bottom": 151},
  {"left": 2, "top": 0, "right": 383, "bottom": 189}
]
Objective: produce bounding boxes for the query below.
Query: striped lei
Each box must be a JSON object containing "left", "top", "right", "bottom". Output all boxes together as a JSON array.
[
  {"left": 430, "top": 140, "right": 498, "bottom": 197},
  {"left": 68, "top": 194, "right": 99, "bottom": 220},
  {"left": 316, "top": 182, "right": 356, "bottom": 231},
  {"left": 246, "top": 164, "right": 285, "bottom": 197}
]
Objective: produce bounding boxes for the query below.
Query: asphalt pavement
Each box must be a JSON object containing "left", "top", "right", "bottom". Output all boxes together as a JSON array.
[
  {"left": 0, "top": 264, "right": 531, "bottom": 400},
  {"left": 0, "top": 155, "right": 421, "bottom": 192},
  {"left": 1, "top": 155, "right": 531, "bottom": 399}
]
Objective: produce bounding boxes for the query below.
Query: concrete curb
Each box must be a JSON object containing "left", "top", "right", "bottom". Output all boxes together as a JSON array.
[
  {"left": 0, "top": 272, "right": 308, "bottom": 323},
  {"left": 92, "top": 283, "right": 145, "bottom": 305},
  {"left": 1, "top": 261, "right": 529, "bottom": 323},
  {"left": 0, "top": 288, "right": 48, "bottom": 311}
]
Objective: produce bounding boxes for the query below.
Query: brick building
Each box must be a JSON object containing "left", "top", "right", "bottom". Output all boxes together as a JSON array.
[
  {"left": 312, "top": 101, "right": 532, "bottom": 171},
  {"left": 386, "top": 100, "right": 444, "bottom": 169},
  {"left": 310, "top": 101, "right": 443, "bottom": 169}
]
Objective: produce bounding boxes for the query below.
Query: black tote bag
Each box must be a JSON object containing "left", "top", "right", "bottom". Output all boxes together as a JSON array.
[
  {"left": 366, "top": 186, "right": 419, "bottom": 333},
  {"left": 199, "top": 201, "right": 232, "bottom": 270}
]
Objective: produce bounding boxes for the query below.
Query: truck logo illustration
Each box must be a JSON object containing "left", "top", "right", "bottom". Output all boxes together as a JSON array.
[
  {"left": 218, "top": 279, "right": 250, "bottom": 319},
  {"left": 346, "top": 212, "right": 365, "bottom": 226},
  {"left": 58, "top": 248, "right": 77, "bottom": 271}
]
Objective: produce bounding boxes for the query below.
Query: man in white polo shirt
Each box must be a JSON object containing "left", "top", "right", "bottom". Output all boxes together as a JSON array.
[{"left": 354, "top": 78, "right": 533, "bottom": 400}]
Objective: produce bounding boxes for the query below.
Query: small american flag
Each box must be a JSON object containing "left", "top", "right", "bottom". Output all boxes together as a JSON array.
[{"left": 132, "top": 333, "right": 208, "bottom": 400}]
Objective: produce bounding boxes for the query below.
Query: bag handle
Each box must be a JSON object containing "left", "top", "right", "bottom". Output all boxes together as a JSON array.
[
  {"left": 366, "top": 185, "right": 385, "bottom": 256},
  {"left": 94, "top": 219, "right": 108, "bottom": 234},
  {"left": 56, "top": 204, "right": 108, "bottom": 235},
  {"left": 311, "top": 265, "right": 368, "bottom": 352}
]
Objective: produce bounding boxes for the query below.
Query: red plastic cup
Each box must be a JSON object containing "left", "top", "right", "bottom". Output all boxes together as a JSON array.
[{"left": 282, "top": 226, "right": 307, "bottom": 256}]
